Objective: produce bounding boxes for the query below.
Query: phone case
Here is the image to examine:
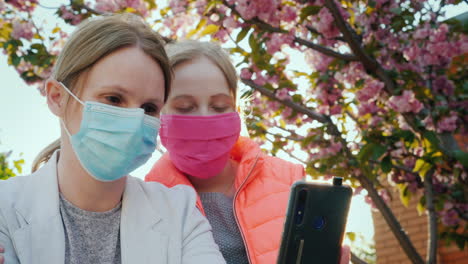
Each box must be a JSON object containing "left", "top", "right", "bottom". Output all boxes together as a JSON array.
[{"left": 277, "top": 180, "right": 352, "bottom": 264}]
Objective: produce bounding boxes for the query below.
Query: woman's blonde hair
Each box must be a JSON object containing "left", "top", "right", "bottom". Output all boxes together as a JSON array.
[
  {"left": 165, "top": 40, "right": 238, "bottom": 103},
  {"left": 32, "top": 13, "right": 171, "bottom": 172}
]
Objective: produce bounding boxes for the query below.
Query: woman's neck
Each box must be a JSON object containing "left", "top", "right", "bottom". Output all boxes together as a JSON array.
[
  {"left": 57, "top": 144, "right": 126, "bottom": 212},
  {"left": 188, "top": 159, "right": 239, "bottom": 197}
]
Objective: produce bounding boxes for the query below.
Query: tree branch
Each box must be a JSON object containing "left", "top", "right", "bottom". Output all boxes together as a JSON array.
[
  {"left": 244, "top": 73, "right": 424, "bottom": 263},
  {"left": 294, "top": 37, "right": 358, "bottom": 61},
  {"left": 265, "top": 130, "right": 303, "bottom": 142},
  {"left": 306, "top": 25, "right": 346, "bottom": 42},
  {"left": 324, "top": 0, "right": 461, "bottom": 160},
  {"left": 351, "top": 251, "right": 369, "bottom": 264},
  {"left": 241, "top": 78, "right": 329, "bottom": 123},
  {"left": 425, "top": 168, "right": 438, "bottom": 264},
  {"left": 223, "top": 0, "right": 357, "bottom": 61}
]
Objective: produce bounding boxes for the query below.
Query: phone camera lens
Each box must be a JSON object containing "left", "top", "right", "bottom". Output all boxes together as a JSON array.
[{"left": 312, "top": 216, "right": 326, "bottom": 230}]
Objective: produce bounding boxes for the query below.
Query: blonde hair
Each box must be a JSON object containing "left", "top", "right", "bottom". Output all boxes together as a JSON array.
[
  {"left": 165, "top": 40, "right": 238, "bottom": 103},
  {"left": 32, "top": 13, "right": 171, "bottom": 172}
]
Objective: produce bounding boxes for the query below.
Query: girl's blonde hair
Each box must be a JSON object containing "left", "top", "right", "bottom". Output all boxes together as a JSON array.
[
  {"left": 165, "top": 40, "right": 250, "bottom": 137},
  {"left": 32, "top": 13, "right": 171, "bottom": 172},
  {"left": 165, "top": 40, "right": 238, "bottom": 103}
]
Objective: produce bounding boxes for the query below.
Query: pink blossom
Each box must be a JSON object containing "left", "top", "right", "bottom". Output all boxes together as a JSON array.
[
  {"left": 253, "top": 72, "right": 267, "bottom": 86},
  {"left": 266, "top": 33, "right": 294, "bottom": 54},
  {"left": 356, "top": 79, "right": 384, "bottom": 103},
  {"left": 311, "top": 8, "right": 340, "bottom": 39},
  {"left": 281, "top": 106, "right": 293, "bottom": 119},
  {"left": 414, "top": 25, "right": 430, "bottom": 39},
  {"left": 15, "top": 59, "right": 33, "bottom": 74},
  {"left": 280, "top": 5, "right": 297, "bottom": 23},
  {"left": 433, "top": 76, "right": 455, "bottom": 96},
  {"left": 358, "top": 101, "right": 379, "bottom": 116},
  {"left": 437, "top": 112, "right": 458, "bottom": 133},
  {"left": 240, "top": 68, "right": 252, "bottom": 79},
  {"left": 430, "top": 23, "right": 449, "bottom": 43},
  {"left": 369, "top": 116, "right": 383, "bottom": 126},
  {"left": 194, "top": 0, "right": 207, "bottom": 14},
  {"left": 236, "top": 1, "right": 256, "bottom": 20},
  {"left": 94, "top": 0, "right": 120, "bottom": 13},
  {"left": 213, "top": 28, "right": 229, "bottom": 42},
  {"left": 169, "top": 0, "right": 186, "bottom": 13},
  {"left": 11, "top": 20, "right": 34, "bottom": 41},
  {"left": 398, "top": 115, "right": 411, "bottom": 130},
  {"left": 305, "top": 50, "right": 333, "bottom": 72},
  {"left": 422, "top": 115, "right": 435, "bottom": 131},
  {"left": 387, "top": 90, "right": 424, "bottom": 114},
  {"left": 59, "top": 6, "right": 82, "bottom": 25},
  {"left": 276, "top": 88, "right": 291, "bottom": 100},
  {"left": 122, "top": 0, "right": 148, "bottom": 16},
  {"left": 329, "top": 105, "right": 342, "bottom": 115},
  {"left": 6, "top": 0, "right": 38, "bottom": 12},
  {"left": 441, "top": 209, "right": 460, "bottom": 226},
  {"left": 223, "top": 16, "right": 238, "bottom": 28}
]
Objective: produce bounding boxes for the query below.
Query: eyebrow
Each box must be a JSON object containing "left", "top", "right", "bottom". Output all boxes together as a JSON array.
[
  {"left": 210, "top": 93, "right": 232, "bottom": 99},
  {"left": 100, "top": 85, "right": 164, "bottom": 105}
]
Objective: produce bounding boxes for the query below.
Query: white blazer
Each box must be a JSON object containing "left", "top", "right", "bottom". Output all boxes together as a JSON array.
[{"left": 0, "top": 151, "right": 225, "bottom": 264}]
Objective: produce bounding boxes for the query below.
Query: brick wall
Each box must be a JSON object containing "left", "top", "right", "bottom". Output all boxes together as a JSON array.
[
  {"left": 372, "top": 188, "right": 467, "bottom": 264},
  {"left": 372, "top": 190, "right": 428, "bottom": 264}
]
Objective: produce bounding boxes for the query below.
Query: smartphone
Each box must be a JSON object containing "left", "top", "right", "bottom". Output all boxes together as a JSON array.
[{"left": 277, "top": 177, "right": 352, "bottom": 264}]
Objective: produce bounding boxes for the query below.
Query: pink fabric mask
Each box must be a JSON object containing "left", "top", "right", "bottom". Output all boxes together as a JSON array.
[{"left": 160, "top": 112, "right": 241, "bottom": 179}]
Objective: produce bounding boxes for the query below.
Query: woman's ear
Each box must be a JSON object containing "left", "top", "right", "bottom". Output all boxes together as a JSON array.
[{"left": 45, "top": 79, "right": 67, "bottom": 118}]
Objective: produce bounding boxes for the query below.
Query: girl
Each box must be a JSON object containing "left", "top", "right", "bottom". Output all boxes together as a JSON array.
[
  {"left": 145, "top": 41, "right": 350, "bottom": 264},
  {"left": 0, "top": 15, "right": 224, "bottom": 264}
]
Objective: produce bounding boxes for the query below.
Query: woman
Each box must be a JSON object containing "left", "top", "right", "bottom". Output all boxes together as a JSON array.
[
  {"left": 145, "top": 41, "right": 350, "bottom": 264},
  {"left": 0, "top": 15, "right": 224, "bottom": 264}
]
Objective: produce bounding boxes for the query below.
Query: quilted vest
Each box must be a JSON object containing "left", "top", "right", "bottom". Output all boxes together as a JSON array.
[{"left": 145, "top": 137, "right": 305, "bottom": 264}]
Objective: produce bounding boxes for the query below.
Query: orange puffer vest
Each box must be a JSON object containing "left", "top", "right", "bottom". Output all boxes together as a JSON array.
[{"left": 145, "top": 137, "right": 305, "bottom": 264}]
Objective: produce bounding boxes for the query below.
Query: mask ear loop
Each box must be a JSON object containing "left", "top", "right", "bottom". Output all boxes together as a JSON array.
[
  {"left": 57, "top": 81, "right": 83, "bottom": 138},
  {"left": 58, "top": 82, "right": 85, "bottom": 106}
]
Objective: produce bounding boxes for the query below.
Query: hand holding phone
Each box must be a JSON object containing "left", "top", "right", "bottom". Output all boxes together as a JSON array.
[{"left": 277, "top": 177, "right": 352, "bottom": 264}]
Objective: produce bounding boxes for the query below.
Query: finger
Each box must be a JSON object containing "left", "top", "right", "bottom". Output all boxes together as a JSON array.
[
  {"left": 0, "top": 245, "right": 4, "bottom": 253},
  {"left": 0, "top": 254, "right": 4, "bottom": 264},
  {"left": 340, "top": 244, "right": 351, "bottom": 264}
]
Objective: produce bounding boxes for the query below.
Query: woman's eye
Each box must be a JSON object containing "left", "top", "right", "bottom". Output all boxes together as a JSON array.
[
  {"left": 105, "top": 96, "right": 121, "bottom": 105},
  {"left": 142, "top": 103, "right": 158, "bottom": 115}
]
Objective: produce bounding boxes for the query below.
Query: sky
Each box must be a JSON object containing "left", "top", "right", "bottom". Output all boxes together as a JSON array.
[{"left": 1, "top": 0, "right": 466, "bottom": 253}]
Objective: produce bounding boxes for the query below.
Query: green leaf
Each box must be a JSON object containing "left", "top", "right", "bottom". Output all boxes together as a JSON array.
[
  {"left": 249, "top": 33, "right": 257, "bottom": 53},
  {"left": 299, "top": 6, "right": 321, "bottom": 22},
  {"left": 423, "top": 130, "right": 439, "bottom": 149},
  {"left": 11, "top": 55, "right": 21, "bottom": 66},
  {"left": 357, "top": 143, "right": 374, "bottom": 163},
  {"left": 417, "top": 196, "right": 426, "bottom": 216},
  {"left": 381, "top": 155, "right": 392, "bottom": 173},
  {"left": 236, "top": 27, "right": 250, "bottom": 43},
  {"left": 413, "top": 159, "right": 432, "bottom": 177},
  {"left": 454, "top": 150, "right": 468, "bottom": 167},
  {"left": 398, "top": 184, "right": 410, "bottom": 207},
  {"left": 371, "top": 144, "right": 386, "bottom": 160},
  {"left": 346, "top": 232, "right": 356, "bottom": 242},
  {"left": 13, "top": 159, "right": 24, "bottom": 174},
  {"left": 390, "top": 7, "right": 403, "bottom": 15}
]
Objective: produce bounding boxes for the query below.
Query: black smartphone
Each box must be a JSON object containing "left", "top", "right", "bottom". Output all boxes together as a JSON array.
[{"left": 277, "top": 177, "right": 352, "bottom": 264}]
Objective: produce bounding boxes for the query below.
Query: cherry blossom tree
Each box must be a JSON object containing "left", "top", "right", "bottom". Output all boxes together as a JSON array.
[{"left": 1, "top": 0, "right": 467, "bottom": 263}]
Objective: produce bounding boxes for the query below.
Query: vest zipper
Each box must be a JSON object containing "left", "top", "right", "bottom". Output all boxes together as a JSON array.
[{"left": 233, "top": 151, "right": 260, "bottom": 264}]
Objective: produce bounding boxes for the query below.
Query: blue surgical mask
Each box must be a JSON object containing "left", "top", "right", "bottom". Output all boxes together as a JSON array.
[{"left": 59, "top": 82, "right": 160, "bottom": 182}]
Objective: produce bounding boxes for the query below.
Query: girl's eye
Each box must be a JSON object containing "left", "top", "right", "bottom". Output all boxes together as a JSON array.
[
  {"left": 212, "top": 105, "right": 230, "bottom": 113},
  {"left": 175, "top": 106, "right": 194, "bottom": 113},
  {"left": 105, "top": 96, "right": 121, "bottom": 105},
  {"left": 141, "top": 103, "right": 158, "bottom": 115}
]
